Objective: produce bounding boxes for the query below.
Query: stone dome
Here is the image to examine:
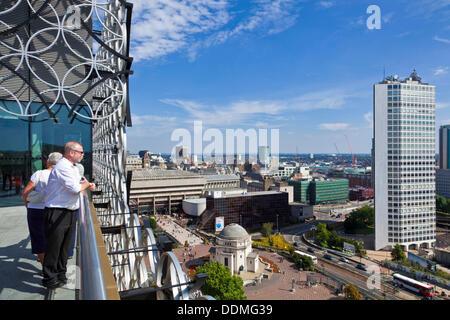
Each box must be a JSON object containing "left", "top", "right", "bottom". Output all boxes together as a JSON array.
[{"left": 219, "top": 223, "right": 249, "bottom": 240}]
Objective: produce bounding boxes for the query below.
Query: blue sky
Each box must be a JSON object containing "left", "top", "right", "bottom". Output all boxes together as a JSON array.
[{"left": 126, "top": 0, "right": 450, "bottom": 155}]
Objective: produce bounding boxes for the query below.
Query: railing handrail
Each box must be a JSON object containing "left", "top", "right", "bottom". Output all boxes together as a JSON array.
[{"left": 78, "top": 193, "right": 108, "bottom": 300}]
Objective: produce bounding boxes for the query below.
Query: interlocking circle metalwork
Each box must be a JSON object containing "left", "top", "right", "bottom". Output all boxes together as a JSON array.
[{"left": 0, "top": 0, "right": 132, "bottom": 120}]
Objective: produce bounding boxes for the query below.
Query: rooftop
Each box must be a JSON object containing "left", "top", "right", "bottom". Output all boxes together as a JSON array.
[
  {"left": 219, "top": 223, "right": 249, "bottom": 240},
  {"left": 209, "top": 190, "right": 284, "bottom": 199},
  {"left": 132, "top": 169, "right": 203, "bottom": 181},
  {"left": 202, "top": 174, "right": 240, "bottom": 181}
]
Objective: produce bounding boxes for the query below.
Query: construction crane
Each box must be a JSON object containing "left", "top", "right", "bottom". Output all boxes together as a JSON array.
[
  {"left": 334, "top": 143, "right": 344, "bottom": 169},
  {"left": 344, "top": 135, "right": 357, "bottom": 168}
]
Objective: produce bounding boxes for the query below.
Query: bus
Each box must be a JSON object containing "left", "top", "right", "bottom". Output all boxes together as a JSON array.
[
  {"left": 392, "top": 273, "right": 435, "bottom": 298},
  {"left": 294, "top": 250, "right": 318, "bottom": 264}
]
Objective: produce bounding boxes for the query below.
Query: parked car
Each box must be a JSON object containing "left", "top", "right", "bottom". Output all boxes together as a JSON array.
[
  {"left": 336, "top": 214, "right": 342, "bottom": 218},
  {"left": 356, "top": 263, "right": 367, "bottom": 271},
  {"left": 339, "top": 257, "right": 349, "bottom": 263},
  {"left": 293, "top": 242, "right": 300, "bottom": 247},
  {"left": 324, "top": 254, "right": 333, "bottom": 261},
  {"left": 307, "top": 247, "right": 315, "bottom": 253}
]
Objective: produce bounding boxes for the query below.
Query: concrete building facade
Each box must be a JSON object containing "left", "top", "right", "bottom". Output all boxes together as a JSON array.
[
  {"left": 129, "top": 169, "right": 206, "bottom": 214},
  {"left": 374, "top": 71, "right": 436, "bottom": 251}
]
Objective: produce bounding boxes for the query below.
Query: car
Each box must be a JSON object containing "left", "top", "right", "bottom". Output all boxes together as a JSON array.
[
  {"left": 307, "top": 247, "right": 315, "bottom": 253},
  {"left": 339, "top": 257, "right": 349, "bottom": 263},
  {"left": 293, "top": 242, "right": 300, "bottom": 247},
  {"left": 324, "top": 254, "right": 333, "bottom": 261},
  {"left": 336, "top": 214, "right": 342, "bottom": 218},
  {"left": 356, "top": 263, "right": 367, "bottom": 271}
]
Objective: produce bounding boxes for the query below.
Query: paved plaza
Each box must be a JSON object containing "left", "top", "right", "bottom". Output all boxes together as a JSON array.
[
  {"left": 172, "top": 243, "right": 341, "bottom": 300},
  {"left": 155, "top": 214, "right": 204, "bottom": 246}
]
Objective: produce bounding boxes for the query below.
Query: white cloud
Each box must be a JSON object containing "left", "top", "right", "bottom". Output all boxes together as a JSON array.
[
  {"left": 129, "top": 0, "right": 301, "bottom": 62},
  {"left": 434, "top": 66, "right": 449, "bottom": 76},
  {"left": 318, "top": 123, "right": 350, "bottom": 131},
  {"left": 159, "top": 88, "right": 354, "bottom": 127},
  {"left": 437, "top": 102, "right": 450, "bottom": 109},
  {"left": 382, "top": 12, "right": 394, "bottom": 23},
  {"left": 434, "top": 36, "right": 450, "bottom": 44},
  {"left": 130, "top": 0, "right": 231, "bottom": 62},
  {"left": 131, "top": 114, "right": 177, "bottom": 126},
  {"left": 318, "top": 1, "right": 334, "bottom": 9},
  {"left": 364, "top": 112, "right": 373, "bottom": 128}
]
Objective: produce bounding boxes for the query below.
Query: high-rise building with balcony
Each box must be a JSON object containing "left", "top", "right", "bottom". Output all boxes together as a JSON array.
[{"left": 373, "top": 70, "right": 436, "bottom": 251}]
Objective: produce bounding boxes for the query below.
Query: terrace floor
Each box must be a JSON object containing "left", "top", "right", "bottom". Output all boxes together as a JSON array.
[{"left": 0, "top": 205, "right": 77, "bottom": 300}]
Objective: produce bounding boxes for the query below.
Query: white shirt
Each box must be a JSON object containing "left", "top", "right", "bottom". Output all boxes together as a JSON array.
[
  {"left": 44, "top": 157, "right": 82, "bottom": 210},
  {"left": 28, "top": 169, "right": 52, "bottom": 210}
]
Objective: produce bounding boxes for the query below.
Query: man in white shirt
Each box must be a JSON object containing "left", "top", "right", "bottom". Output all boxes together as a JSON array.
[{"left": 42, "top": 141, "right": 95, "bottom": 289}]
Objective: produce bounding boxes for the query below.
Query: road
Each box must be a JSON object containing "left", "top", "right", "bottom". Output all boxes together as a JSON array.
[{"left": 283, "top": 227, "right": 422, "bottom": 300}]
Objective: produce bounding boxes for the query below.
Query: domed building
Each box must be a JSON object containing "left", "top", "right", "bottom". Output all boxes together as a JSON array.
[{"left": 209, "top": 223, "right": 259, "bottom": 275}]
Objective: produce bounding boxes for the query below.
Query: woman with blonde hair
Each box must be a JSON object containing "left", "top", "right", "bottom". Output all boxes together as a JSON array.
[{"left": 22, "top": 152, "right": 63, "bottom": 264}]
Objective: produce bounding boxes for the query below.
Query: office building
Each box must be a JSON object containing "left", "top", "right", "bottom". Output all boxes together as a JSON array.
[
  {"left": 258, "top": 146, "right": 270, "bottom": 167},
  {"left": 129, "top": 169, "right": 207, "bottom": 214},
  {"left": 439, "top": 125, "right": 450, "bottom": 169},
  {"left": 200, "top": 191, "right": 289, "bottom": 232},
  {"left": 436, "top": 169, "right": 450, "bottom": 199},
  {"left": 374, "top": 71, "right": 436, "bottom": 251},
  {"left": 126, "top": 155, "right": 143, "bottom": 171},
  {"left": 202, "top": 174, "right": 241, "bottom": 192},
  {"left": 288, "top": 179, "right": 348, "bottom": 205}
]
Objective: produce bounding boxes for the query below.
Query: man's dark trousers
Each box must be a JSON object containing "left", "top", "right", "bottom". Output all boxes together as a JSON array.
[{"left": 42, "top": 207, "right": 77, "bottom": 287}]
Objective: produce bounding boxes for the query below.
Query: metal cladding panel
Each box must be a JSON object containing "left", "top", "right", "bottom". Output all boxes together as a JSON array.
[
  {"left": 0, "top": 1, "right": 30, "bottom": 101},
  {"left": 0, "top": 1, "right": 92, "bottom": 107}
]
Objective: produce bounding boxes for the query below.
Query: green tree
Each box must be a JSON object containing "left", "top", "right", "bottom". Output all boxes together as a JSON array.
[
  {"left": 194, "top": 261, "right": 247, "bottom": 300},
  {"left": 344, "top": 206, "right": 374, "bottom": 234},
  {"left": 292, "top": 253, "right": 314, "bottom": 271},
  {"left": 148, "top": 215, "right": 157, "bottom": 231},
  {"left": 288, "top": 246, "right": 295, "bottom": 256},
  {"left": 343, "top": 284, "right": 362, "bottom": 300},
  {"left": 391, "top": 244, "right": 406, "bottom": 262},
  {"left": 261, "top": 222, "right": 274, "bottom": 237},
  {"left": 315, "top": 223, "right": 330, "bottom": 247},
  {"left": 436, "top": 195, "right": 447, "bottom": 212}
]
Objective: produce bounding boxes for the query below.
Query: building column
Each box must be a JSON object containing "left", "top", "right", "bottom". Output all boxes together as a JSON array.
[{"left": 169, "top": 194, "right": 171, "bottom": 214}]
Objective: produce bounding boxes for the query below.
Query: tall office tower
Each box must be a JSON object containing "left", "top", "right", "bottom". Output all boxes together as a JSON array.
[
  {"left": 374, "top": 70, "right": 436, "bottom": 251},
  {"left": 258, "top": 146, "right": 270, "bottom": 167},
  {"left": 176, "top": 145, "right": 189, "bottom": 164},
  {"left": 439, "top": 125, "right": 450, "bottom": 169}
]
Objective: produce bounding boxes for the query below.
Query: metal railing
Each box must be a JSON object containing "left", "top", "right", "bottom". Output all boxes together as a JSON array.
[{"left": 78, "top": 193, "right": 108, "bottom": 300}]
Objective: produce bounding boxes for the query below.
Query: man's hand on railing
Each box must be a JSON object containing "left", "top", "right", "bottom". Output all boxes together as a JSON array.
[{"left": 89, "top": 183, "right": 95, "bottom": 191}]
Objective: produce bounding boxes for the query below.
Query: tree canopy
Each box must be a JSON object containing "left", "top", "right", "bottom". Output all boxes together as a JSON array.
[
  {"left": 437, "top": 195, "right": 450, "bottom": 213},
  {"left": 315, "top": 222, "right": 366, "bottom": 255},
  {"left": 261, "top": 222, "right": 274, "bottom": 237},
  {"left": 344, "top": 206, "right": 374, "bottom": 234},
  {"left": 391, "top": 244, "right": 406, "bottom": 262},
  {"left": 343, "top": 284, "right": 362, "bottom": 300},
  {"left": 194, "top": 261, "right": 247, "bottom": 300}
]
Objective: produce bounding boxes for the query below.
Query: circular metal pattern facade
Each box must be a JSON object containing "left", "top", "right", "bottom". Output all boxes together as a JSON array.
[{"left": 0, "top": 0, "right": 132, "bottom": 120}]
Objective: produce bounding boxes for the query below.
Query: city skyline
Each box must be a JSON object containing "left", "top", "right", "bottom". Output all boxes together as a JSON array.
[{"left": 126, "top": 0, "right": 450, "bottom": 154}]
